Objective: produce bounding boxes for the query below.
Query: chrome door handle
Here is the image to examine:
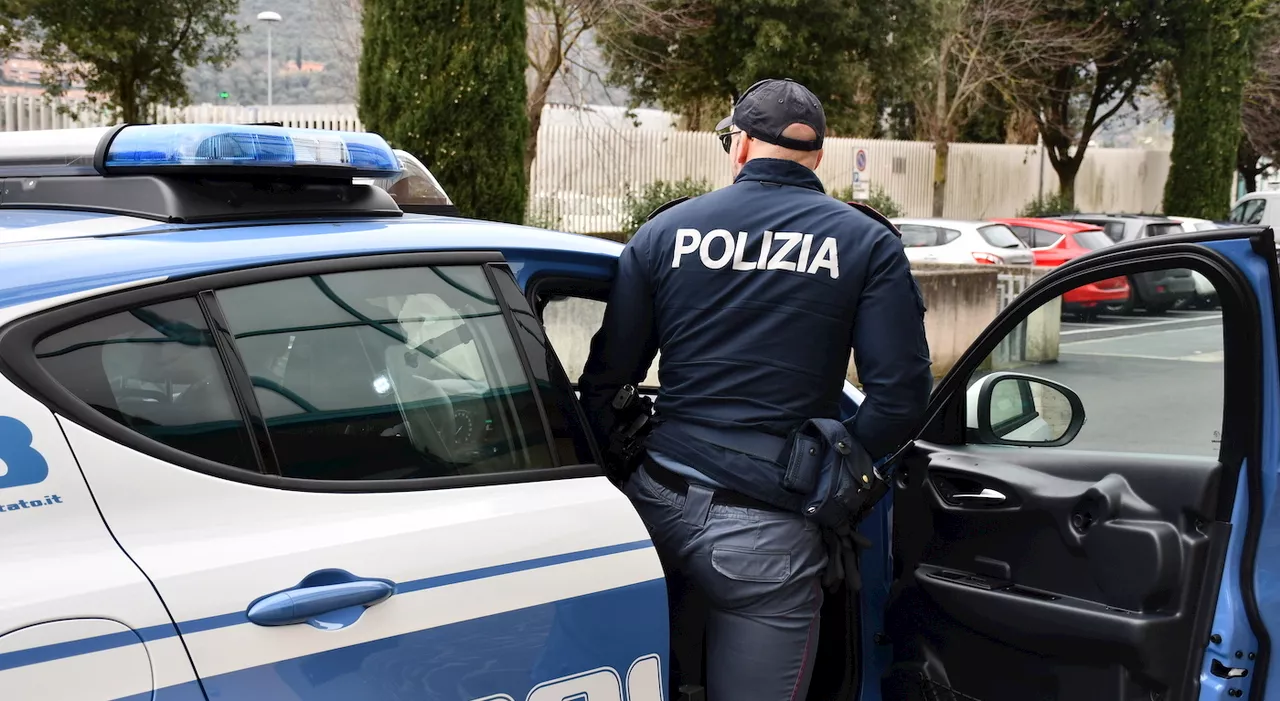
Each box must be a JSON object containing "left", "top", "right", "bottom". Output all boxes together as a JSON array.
[{"left": 951, "top": 488, "right": 1006, "bottom": 503}]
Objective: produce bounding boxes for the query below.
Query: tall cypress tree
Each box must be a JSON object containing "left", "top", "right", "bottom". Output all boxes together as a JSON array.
[
  {"left": 1163, "top": 0, "right": 1262, "bottom": 219},
  {"left": 359, "top": 0, "right": 529, "bottom": 224}
]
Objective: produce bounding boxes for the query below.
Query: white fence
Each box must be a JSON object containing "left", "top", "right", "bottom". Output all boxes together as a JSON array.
[
  {"left": 0, "top": 95, "right": 362, "bottom": 133},
  {"left": 0, "top": 94, "right": 1172, "bottom": 233}
]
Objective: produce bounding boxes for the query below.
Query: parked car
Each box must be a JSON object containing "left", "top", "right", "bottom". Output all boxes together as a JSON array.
[
  {"left": 1167, "top": 217, "right": 1220, "bottom": 308},
  {"left": 891, "top": 218, "right": 1035, "bottom": 266},
  {"left": 1044, "top": 213, "right": 1197, "bottom": 314},
  {"left": 993, "top": 217, "right": 1130, "bottom": 321}
]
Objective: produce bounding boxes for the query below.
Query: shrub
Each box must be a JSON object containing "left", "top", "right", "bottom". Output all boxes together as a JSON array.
[
  {"left": 832, "top": 184, "right": 906, "bottom": 219},
  {"left": 1018, "top": 191, "right": 1078, "bottom": 218},
  {"left": 620, "top": 178, "right": 713, "bottom": 239}
]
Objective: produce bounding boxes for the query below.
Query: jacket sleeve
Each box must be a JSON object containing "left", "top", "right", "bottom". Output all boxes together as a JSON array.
[
  {"left": 846, "top": 232, "right": 933, "bottom": 460},
  {"left": 577, "top": 228, "right": 661, "bottom": 448}
]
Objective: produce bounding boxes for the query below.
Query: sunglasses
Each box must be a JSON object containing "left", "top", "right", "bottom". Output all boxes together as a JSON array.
[{"left": 718, "top": 129, "right": 743, "bottom": 154}]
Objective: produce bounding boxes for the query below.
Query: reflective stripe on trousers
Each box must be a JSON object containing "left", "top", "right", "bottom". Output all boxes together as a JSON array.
[{"left": 624, "top": 463, "right": 829, "bottom": 701}]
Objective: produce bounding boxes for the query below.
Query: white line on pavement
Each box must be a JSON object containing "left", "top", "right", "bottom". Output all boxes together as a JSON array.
[
  {"left": 1061, "top": 349, "right": 1225, "bottom": 362},
  {"left": 1059, "top": 313, "right": 1222, "bottom": 337}
]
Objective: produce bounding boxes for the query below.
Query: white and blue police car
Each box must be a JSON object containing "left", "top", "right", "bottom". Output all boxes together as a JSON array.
[{"left": 0, "top": 123, "right": 1277, "bottom": 701}]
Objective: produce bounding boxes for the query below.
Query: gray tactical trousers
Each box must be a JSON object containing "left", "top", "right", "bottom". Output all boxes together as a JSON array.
[{"left": 624, "top": 462, "right": 829, "bottom": 701}]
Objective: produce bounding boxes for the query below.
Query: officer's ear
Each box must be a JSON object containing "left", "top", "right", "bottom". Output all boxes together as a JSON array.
[
  {"left": 733, "top": 132, "right": 752, "bottom": 167},
  {"left": 813, "top": 148, "right": 824, "bottom": 170}
]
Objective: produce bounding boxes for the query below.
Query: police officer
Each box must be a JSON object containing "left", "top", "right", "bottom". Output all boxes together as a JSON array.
[{"left": 577, "top": 78, "right": 932, "bottom": 701}]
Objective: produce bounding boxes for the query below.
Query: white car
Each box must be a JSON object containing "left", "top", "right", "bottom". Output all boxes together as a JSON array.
[
  {"left": 891, "top": 218, "right": 1035, "bottom": 266},
  {"left": 1168, "top": 217, "right": 1220, "bottom": 308}
]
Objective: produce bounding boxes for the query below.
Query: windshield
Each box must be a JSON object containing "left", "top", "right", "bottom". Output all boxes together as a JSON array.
[
  {"left": 977, "top": 224, "right": 1025, "bottom": 249},
  {"left": 1072, "top": 230, "right": 1113, "bottom": 250}
]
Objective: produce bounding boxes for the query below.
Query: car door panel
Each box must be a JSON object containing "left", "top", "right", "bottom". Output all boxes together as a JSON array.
[
  {"left": 889, "top": 442, "right": 1226, "bottom": 695},
  {"left": 886, "top": 232, "right": 1276, "bottom": 701}
]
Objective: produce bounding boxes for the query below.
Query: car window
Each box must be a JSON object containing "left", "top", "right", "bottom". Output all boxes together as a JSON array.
[
  {"left": 940, "top": 228, "right": 962, "bottom": 244},
  {"left": 1145, "top": 223, "right": 1184, "bottom": 237},
  {"left": 899, "top": 225, "right": 941, "bottom": 247},
  {"left": 1249, "top": 200, "right": 1266, "bottom": 225},
  {"left": 1103, "top": 222, "right": 1126, "bottom": 242},
  {"left": 1007, "top": 226, "right": 1036, "bottom": 247},
  {"left": 540, "top": 296, "right": 661, "bottom": 388},
  {"left": 1231, "top": 199, "right": 1262, "bottom": 224},
  {"left": 977, "top": 224, "right": 1025, "bottom": 249},
  {"left": 966, "top": 266, "right": 1223, "bottom": 456},
  {"left": 34, "top": 297, "right": 259, "bottom": 470},
  {"left": 216, "top": 265, "right": 554, "bottom": 481},
  {"left": 1072, "top": 230, "right": 1113, "bottom": 250},
  {"left": 1031, "top": 229, "right": 1062, "bottom": 248}
]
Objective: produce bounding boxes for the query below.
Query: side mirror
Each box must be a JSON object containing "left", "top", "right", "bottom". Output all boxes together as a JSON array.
[{"left": 965, "top": 372, "right": 1085, "bottom": 447}]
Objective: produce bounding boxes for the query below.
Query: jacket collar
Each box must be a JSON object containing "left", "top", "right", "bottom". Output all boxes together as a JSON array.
[{"left": 733, "top": 158, "right": 826, "bottom": 193}]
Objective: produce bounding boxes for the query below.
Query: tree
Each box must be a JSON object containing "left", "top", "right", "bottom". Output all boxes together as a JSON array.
[
  {"left": 359, "top": 0, "right": 530, "bottom": 224},
  {"left": 597, "top": 0, "right": 915, "bottom": 136},
  {"left": 1239, "top": 3, "right": 1280, "bottom": 193},
  {"left": 909, "top": 0, "right": 1103, "bottom": 216},
  {"left": 524, "top": 0, "right": 704, "bottom": 180},
  {"left": 14, "top": 0, "right": 240, "bottom": 123},
  {"left": 1009, "top": 0, "right": 1173, "bottom": 206},
  {"left": 1163, "top": 0, "right": 1266, "bottom": 219}
]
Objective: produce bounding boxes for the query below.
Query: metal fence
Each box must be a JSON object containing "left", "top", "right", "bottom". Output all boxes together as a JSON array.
[{"left": 0, "top": 94, "right": 1172, "bottom": 233}]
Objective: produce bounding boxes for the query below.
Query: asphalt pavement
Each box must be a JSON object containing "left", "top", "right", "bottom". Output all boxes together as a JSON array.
[{"left": 1029, "top": 309, "right": 1224, "bottom": 457}]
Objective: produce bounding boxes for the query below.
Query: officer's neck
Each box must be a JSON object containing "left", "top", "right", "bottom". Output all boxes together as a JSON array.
[{"left": 734, "top": 158, "right": 825, "bottom": 193}]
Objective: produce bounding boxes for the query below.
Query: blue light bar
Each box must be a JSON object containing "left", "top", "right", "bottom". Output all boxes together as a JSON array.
[{"left": 101, "top": 124, "right": 403, "bottom": 177}]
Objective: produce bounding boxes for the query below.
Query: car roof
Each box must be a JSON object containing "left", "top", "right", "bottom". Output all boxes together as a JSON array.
[
  {"left": 993, "top": 217, "right": 1104, "bottom": 234},
  {"left": 891, "top": 218, "right": 986, "bottom": 229},
  {"left": 0, "top": 211, "right": 623, "bottom": 311}
]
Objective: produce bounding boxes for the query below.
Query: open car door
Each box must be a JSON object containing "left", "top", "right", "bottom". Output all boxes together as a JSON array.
[{"left": 882, "top": 227, "right": 1280, "bottom": 701}]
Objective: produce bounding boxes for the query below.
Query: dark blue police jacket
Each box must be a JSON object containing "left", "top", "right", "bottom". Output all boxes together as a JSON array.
[{"left": 578, "top": 157, "right": 933, "bottom": 511}]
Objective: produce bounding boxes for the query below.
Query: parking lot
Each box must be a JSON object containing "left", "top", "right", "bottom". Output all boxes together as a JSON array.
[{"left": 1032, "top": 308, "right": 1224, "bottom": 457}]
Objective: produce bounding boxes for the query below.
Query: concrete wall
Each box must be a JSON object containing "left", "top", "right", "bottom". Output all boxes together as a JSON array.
[{"left": 845, "top": 264, "right": 1002, "bottom": 385}]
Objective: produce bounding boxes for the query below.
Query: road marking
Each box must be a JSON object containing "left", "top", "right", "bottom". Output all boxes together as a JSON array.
[
  {"left": 1062, "top": 349, "right": 1225, "bottom": 362},
  {"left": 1060, "top": 313, "right": 1222, "bottom": 337}
]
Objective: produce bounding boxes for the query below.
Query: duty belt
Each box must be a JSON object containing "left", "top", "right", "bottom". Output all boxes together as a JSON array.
[{"left": 642, "top": 456, "right": 787, "bottom": 513}]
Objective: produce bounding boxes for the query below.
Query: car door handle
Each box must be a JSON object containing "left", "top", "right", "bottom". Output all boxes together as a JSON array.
[
  {"left": 247, "top": 569, "right": 396, "bottom": 630},
  {"left": 951, "top": 488, "right": 1006, "bottom": 503}
]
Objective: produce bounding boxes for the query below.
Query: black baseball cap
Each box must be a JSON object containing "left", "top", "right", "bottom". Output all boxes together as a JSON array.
[{"left": 715, "top": 78, "right": 826, "bottom": 151}]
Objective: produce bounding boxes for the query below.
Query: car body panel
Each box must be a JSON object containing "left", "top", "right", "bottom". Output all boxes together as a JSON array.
[
  {"left": 0, "top": 214, "right": 624, "bottom": 318},
  {"left": 0, "top": 375, "right": 202, "bottom": 700}
]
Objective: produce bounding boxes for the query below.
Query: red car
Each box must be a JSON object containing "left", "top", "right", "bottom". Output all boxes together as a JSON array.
[{"left": 993, "top": 217, "right": 1132, "bottom": 320}]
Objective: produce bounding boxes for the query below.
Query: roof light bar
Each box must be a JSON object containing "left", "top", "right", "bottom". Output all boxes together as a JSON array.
[
  {"left": 0, "top": 124, "right": 403, "bottom": 179},
  {"left": 102, "top": 124, "right": 403, "bottom": 177}
]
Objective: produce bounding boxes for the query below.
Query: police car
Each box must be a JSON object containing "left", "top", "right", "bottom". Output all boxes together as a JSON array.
[{"left": 0, "top": 124, "right": 1275, "bottom": 701}]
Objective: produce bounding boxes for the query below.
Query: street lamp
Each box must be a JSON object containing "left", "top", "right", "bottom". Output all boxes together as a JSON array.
[{"left": 257, "top": 11, "right": 282, "bottom": 107}]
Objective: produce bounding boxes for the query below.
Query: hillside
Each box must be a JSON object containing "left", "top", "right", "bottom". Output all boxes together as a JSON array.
[{"left": 185, "top": 0, "right": 360, "bottom": 105}]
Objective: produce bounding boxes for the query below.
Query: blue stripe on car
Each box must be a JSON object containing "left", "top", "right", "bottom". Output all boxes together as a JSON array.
[
  {"left": 0, "top": 539, "right": 654, "bottom": 672},
  {"left": 124, "top": 578, "right": 668, "bottom": 701}
]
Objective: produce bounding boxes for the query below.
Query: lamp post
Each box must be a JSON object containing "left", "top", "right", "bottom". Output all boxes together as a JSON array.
[{"left": 257, "top": 11, "right": 282, "bottom": 107}]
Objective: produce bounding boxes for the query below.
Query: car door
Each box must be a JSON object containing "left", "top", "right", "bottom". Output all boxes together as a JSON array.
[
  {"left": 0, "top": 251, "right": 668, "bottom": 701},
  {"left": 880, "top": 226, "right": 1279, "bottom": 701}
]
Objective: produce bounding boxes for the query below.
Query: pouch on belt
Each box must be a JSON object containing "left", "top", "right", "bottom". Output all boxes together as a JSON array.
[{"left": 780, "top": 418, "right": 881, "bottom": 590}]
